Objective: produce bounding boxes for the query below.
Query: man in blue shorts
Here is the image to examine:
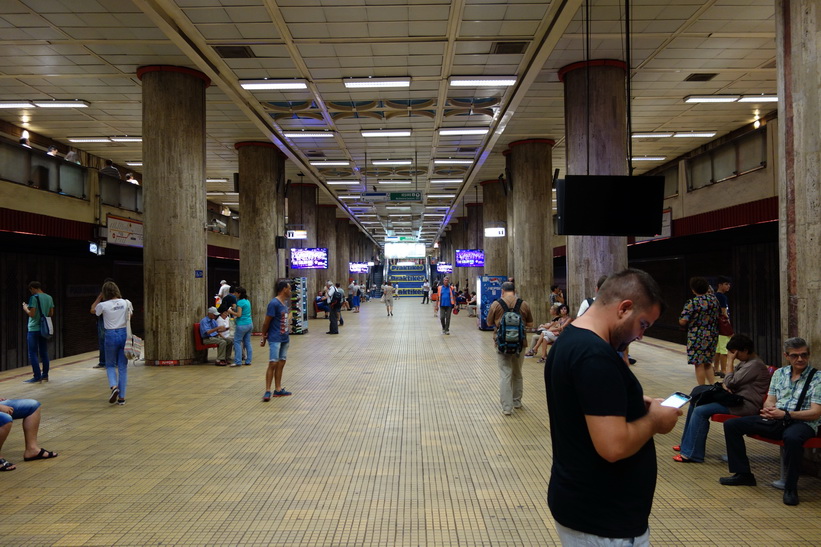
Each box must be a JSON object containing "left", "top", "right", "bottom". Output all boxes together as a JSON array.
[
  {"left": 0, "top": 398, "right": 58, "bottom": 471},
  {"left": 260, "top": 280, "right": 293, "bottom": 401}
]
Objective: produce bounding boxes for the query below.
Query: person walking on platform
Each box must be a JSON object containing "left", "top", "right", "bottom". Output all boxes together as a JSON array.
[
  {"left": 680, "top": 277, "right": 720, "bottom": 385},
  {"left": 260, "top": 280, "right": 293, "bottom": 401},
  {"left": 22, "top": 281, "right": 55, "bottom": 384},
  {"left": 421, "top": 279, "right": 430, "bottom": 304},
  {"left": 437, "top": 276, "right": 456, "bottom": 334},
  {"left": 545, "top": 269, "right": 679, "bottom": 545},
  {"left": 91, "top": 281, "right": 132, "bottom": 405},
  {"left": 91, "top": 278, "right": 114, "bottom": 369},
  {"left": 326, "top": 281, "right": 341, "bottom": 334},
  {"left": 381, "top": 281, "right": 395, "bottom": 316},
  {"left": 486, "top": 281, "right": 534, "bottom": 415},
  {"left": 229, "top": 287, "right": 253, "bottom": 366}
]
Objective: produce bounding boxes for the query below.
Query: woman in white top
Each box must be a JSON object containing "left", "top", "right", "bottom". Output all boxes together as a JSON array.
[{"left": 91, "top": 281, "right": 133, "bottom": 405}]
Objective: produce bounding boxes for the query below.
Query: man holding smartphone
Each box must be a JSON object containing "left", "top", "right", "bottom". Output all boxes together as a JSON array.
[{"left": 545, "top": 269, "right": 681, "bottom": 546}]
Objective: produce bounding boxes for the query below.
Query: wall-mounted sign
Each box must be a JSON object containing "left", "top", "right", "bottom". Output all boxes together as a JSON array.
[
  {"left": 484, "top": 227, "right": 506, "bottom": 237},
  {"left": 286, "top": 230, "right": 308, "bottom": 239},
  {"left": 106, "top": 214, "right": 143, "bottom": 248}
]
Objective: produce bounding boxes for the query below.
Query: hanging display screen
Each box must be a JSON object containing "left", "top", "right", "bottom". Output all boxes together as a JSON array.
[
  {"left": 455, "top": 249, "right": 485, "bottom": 267},
  {"left": 349, "top": 262, "right": 369, "bottom": 274},
  {"left": 290, "top": 248, "right": 328, "bottom": 269},
  {"left": 437, "top": 263, "right": 453, "bottom": 273}
]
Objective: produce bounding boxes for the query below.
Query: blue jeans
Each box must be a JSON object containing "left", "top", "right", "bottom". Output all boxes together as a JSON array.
[
  {"left": 0, "top": 399, "right": 41, "bottom": 427},
  {"left": 679, "top": 401, "right": 729, "bottom": 462},
  {"left": 234, "top": 323, "right": 253, "bottom": 365},
  {"left": 27, "top": 331, "right": 50, "bottom": 380},
  {"left": 105, "top": 328, "right": 128, "bottom": 399}
]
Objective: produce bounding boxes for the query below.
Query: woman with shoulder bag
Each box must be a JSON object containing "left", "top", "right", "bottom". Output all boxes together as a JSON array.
[{"left": 673, "top": 334, "right": 770, "bottom": 463}]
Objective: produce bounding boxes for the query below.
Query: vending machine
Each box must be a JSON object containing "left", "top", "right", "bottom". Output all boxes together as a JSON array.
[
  {"left": 290, "top": 277, "right": 309, "bottom": 334},
  {"left": 477, "top": 275, "right": 508, "bottom": 330}
]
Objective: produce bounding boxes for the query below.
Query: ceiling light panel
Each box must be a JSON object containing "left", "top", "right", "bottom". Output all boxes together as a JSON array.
[
  {"left": 343, "top": 77, "right": 411, "bottom": 88},
  {"left": 361, "top": 129, "right": 412, "bottom": 137},
  {"left": 449, "top": 76, "right": 517, "bottom": 87},
  {"left": 240, "top": 79, "right": 308, "bottom": 90}
]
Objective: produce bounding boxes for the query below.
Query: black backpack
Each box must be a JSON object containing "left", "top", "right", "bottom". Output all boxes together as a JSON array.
[
  {"left": 496, "top": 298, "right": 525, "bottom": 354},
  {"left": 330, "top": 288, "right": 343, "bottom": 308}
]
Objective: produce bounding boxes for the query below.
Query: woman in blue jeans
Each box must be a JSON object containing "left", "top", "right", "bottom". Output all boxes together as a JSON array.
[
  {"left": 674, "top": 334, "right": 770, "bottom": 462},
  {"left": 230, "top": 286, "right": 253, "bottom": 366},
  {"left": 92, "top": 281, "right": 133, "bottom": 405}
]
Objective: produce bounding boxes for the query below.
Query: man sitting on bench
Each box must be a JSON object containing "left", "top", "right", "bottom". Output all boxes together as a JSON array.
[
  {"left": 720, "top": 337, "right": 821, "bottom": 506},
  {"left": 200, "top": 307, "right": 232, "bottom": 365}
]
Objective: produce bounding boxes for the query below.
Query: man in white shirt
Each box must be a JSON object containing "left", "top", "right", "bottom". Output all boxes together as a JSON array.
[{"left": 421, "top": 279, "right": 430, "bottom": 304}]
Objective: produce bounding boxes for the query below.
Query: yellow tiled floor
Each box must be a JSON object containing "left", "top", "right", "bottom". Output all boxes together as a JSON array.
[{"left": 1, "top": 299, "right": 820, "bottom": 546}]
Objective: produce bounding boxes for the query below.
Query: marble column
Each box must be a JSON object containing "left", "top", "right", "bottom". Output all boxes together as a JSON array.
[
  {"left": 138, "top": 65, "right": 209, "bottom": 365},
  {"left": 317, "top": 205, "right": 338, "bottom": 301},
  {"left": 236, "top": 141, "right": 285, "bottom": 330},
  {"left": 504, "top": 150, "right": 516, "bottom": 278},
  {"left": 466, "top": 202, "right": 484, "bottom": 286},
  {"left": 288, "top": 183, "right": 318, "bottom": 316},
  {"left": 335, "top": 218, "right": 351, "bottom": 287},
  {"left": 507, "top": 139, "right": 554, "bottom": 321},
  {"left": 560, "top": 60, "right": 629, "bottom": 309},
  {"left": 481, "top": 179, "right": 508, "bottom": 275}
]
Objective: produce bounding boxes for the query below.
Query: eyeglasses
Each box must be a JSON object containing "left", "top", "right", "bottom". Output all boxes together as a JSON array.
[
  {"left": 639, "top": 319, "right": 652, "bottom": 331},
  {"left": 786, "top": 352, "right": 810, "bottom": 359}
]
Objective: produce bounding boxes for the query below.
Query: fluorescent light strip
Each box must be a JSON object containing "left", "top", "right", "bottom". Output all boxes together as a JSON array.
[
  {"left": 0, "top": 101, "right": 34, "bottom": 108},
  {"left": 361, "top": 130, "right": 411, "bottom": 137},
  {"left": 424, "top": 213, "right": 446, "bottom": 217},
  {"left": 673, "top": 132, "right": 716, "bottom": 138},
  {"left": 449, "top": 76, "right": 517, "bottom": 87},
  {"left": 631, "top": 156, "right": 666, "bottom": 161},
  {"left": 327, "top": 180, "right": 360, "bottom": 185},
  {"left": 223, "top": 202, "right": 238, "bottom": 206},
  {"left": 428, "top": 194, "right": 456, "bottom": 198},
  {"left": 310, "top": 161, "right": 350, "bottom": 166},
  {"left": 110, "top": 136, "right": 142, "bottom": 142},
  {"left": 372, "top": 159, "right": 412, "bottom": 165},
  {"left": 240, "top": 79, "right": 308, "bottom": 90},
  {"left": 631, "top": 133, "right": 673, "bottom": 139},
  {"left": 284, "top": 131, "right": 335, "bottom": 138},
  {"left": 430, "top": 179, "right": 463, "bottom": 184},
  {"left": 338, "top": 195, "right": 359, "bottom": 199},
  {"left": 433, "top": 159, "right": 473, "bottom": 165},
  {"left": 33, "top": 100, "right": 89, "bottom": 108},
  {"left": 126, "top": 161, "right": 142, "bottom": 166},
  {"left": 684, "top": 95, "right": 740, "bottom": 103},
  {"left": 377, "top": 180, "right": 412, "bottom": 184},
  {"left": 739, "top": 95, "right": 778, "bottom": 102},
  {"left": 386, "top": 206, "right": 410, "bottom": 210},
  {"left": 438, "top": 128, "right": 489, "bottom": 136},
  {"left": 68, "top": 137, "right": 111, "bottom": 143},
  {"left": 206, "top": 178, "right": 229, "bottom": 183},
  {"left": 344, "top": 77, "right": 411, "bottom": 88}
]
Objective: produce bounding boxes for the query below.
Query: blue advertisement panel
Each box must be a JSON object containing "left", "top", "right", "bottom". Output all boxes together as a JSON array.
[{"left": 478, "top": 274, "right": 508, "bottom": 330}]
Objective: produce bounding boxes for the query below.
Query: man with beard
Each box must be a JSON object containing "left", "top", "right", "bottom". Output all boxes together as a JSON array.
[{"left": 544, "top": 269, "right": 681, "bottom": 546}]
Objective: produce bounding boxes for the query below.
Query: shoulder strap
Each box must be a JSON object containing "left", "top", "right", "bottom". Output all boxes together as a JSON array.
[
  {"left": 513, "top": 298, "right": 522, "bottom": 314},
  {"left": 497, "top": 298, "right": 510, "bottom": 313},
  {"left": 794, "top": 368, "right": 818, "bottom": 411}
]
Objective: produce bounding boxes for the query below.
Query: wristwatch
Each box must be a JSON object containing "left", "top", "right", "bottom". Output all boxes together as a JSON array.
[{"left": 783, "top": 410, "right": 791, "bottom": 422}]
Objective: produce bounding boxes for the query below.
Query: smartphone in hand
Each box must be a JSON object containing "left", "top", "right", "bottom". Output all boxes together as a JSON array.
[{"left": 660, "top": 392, "right": 691, "bottom": 409}]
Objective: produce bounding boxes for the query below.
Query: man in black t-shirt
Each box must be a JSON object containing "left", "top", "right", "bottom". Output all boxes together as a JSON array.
[{"left": 545, "top": 269, "right": 681, "bottom": 545}]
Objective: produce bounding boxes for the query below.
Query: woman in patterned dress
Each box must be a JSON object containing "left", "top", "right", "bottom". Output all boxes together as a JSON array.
[{"left": 679, "top": 277, "right": 720, "bottom": 385}]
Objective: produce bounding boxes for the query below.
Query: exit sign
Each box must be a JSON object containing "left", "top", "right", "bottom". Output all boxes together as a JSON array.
[{"left": 390, "top": 192, "right": 422, "bottom": 201}]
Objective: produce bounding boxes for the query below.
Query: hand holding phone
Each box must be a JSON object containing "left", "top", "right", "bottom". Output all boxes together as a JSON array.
[{"left": 660, "top": 392, "right": 691, "bottom": 409}]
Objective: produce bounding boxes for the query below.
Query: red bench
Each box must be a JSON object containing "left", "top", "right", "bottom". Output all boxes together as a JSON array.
[{"left": 193, "top": 322, "right": 219, "bottom": 351}]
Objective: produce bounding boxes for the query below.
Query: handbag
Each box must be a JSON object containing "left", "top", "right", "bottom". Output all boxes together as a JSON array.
[
  {"left": 718, "top": 314, "right": 734, "bottom": 336},
  {"left": 693, "top": 383, "right": 745, "bottom": 408},
  {"left": 34, "top": 294, "right": 53, "bottom": 339}
]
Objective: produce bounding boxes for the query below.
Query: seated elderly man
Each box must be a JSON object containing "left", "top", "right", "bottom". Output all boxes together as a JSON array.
[
  {"left": 720, "top": 337, "right": 821, "bottom": 506},
  {"left": 1, "top": 398, "right": 58, "bottom": 471},
  {"left": 200, "top": 306, "right": 232, "bottom": 365}
]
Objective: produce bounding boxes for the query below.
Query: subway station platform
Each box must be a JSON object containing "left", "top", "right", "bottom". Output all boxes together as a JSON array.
[{"left": 1, "top": 299, "right": 819, "bottom": 546}]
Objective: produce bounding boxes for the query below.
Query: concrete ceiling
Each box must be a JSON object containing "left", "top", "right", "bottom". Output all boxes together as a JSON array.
[{"left": 0, "top": 0, "right": 778, "bottom": 244}]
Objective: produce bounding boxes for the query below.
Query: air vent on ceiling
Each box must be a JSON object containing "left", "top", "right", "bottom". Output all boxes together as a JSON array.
[
  {"left": 491, "top": 41, "right": 528, "bottom": 55},
  {"left": 213, "top": 45, "right": 256, "bottom": 59},
  {"left": 457, "top": 147, "right": 477, "bottom": 153},
  {"left": 684, "top": 73, "right": 717, "bottom": 82},
  {"left": 305, "top": 151, "right": 326, "bottom": 158}
]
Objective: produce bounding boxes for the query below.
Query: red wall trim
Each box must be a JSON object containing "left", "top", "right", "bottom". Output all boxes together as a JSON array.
[
  {"left": 0, "top": 208, "right": 93, "bottom": 240},
  {"left": 672, "top": 197, "right": 777, "bottom": 237},
  {"left": 136, "top": 65, "right": 211, "bottom": 87},
  {"left": 558, "top": 60, "right": 627, "bottom": 82},
  {"left": 207, "top": 245, "right": 239, "bottom": 260}
]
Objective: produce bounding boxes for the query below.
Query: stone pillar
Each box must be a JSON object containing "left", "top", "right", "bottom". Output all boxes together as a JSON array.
[
  {"left": 466, "top": 202, "right": 484, "bottom": 286},
  {"left": 335, "top": 218, "right": 351, "bottom": 287},
  {"left": 481, "top": 179, "right": 508, "bottom": 275},
  {"left": 138, "top": 65, "right": 209, "bottom": 365},
  {"left": 507, "top": 139, "right": 554, "bottom": 321},
  {"left": 453, "top": 216, "right": 467, "bottom": 289},
  {"left": 317, "top": 205, "right": 338, "bottom": 300},
  {"left": 288, "top": 183, "right": 318, "bottom": 316},
  {"left": 236, "top": 142, "right": 285, "bottom": 330},
  {"left": 504, "top": 150, "right": 516, "bottom": 277},
  {"left": 560, "top": 60, "right": 629, "bottom": 309}
]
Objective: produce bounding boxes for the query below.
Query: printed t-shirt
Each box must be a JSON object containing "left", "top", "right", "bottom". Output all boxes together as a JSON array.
[{"left": 266, "top": 298, "right": 290, "bottom": 344}]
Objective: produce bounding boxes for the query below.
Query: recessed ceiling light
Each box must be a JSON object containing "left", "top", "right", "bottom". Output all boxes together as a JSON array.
[
  {"left": 673, "top": 132, "right": 716, "bottom": 138},
  {"left": 0, "top": 101, "right": 34, "bottom": 108},
  {"left": 684, "top": 95, "right": 740, "bottom": 103},
  {"left": 310, "top": 160, "right": 350, "bottom": 166},
  {"left": 68, "top": 137, "right": 112, "bottom": 143},
  {"left": 110, "top": 136, "right": 142, "bottom": 142},
  {"left": 738, "top": 95, "right": 778, "bottom": 103},
  {"left": 378, "top": 180, "right": 412, "bottom": 184},
  {"left": 327, "top": 180, "right": 359, "bottom": 185},
  {"left": 430, "top": 179, "right": 463, "bottom": 184},
  {"left": 438, "top": 128, "right": 489, "bottom": 136},
  {"left": 631, "top": 156, "right": 666, "bottom": 161},
  {"left": 449, "top": 76, "right": 517, "bottom": 87},
  {"left": 631, "top": 133, "right": 673, "bottom": 138},
  {"left": 361, "top": 129, "right": 412, "bottom": 137},
  {"left": 33, "top": 100, "right": 89, "bottom": 108},
  {"left": 372, "top": 159, "right": 412, "bottom": 165},
  {"left": 343, "top": 77, "right": 411, "bottom": 88},
  {"left": 433, "top": 159, "right": 473, "bottom": 164},
  {"left": 284, "top": 131, "right": 335, "bottom": 138},
  {"left": 240, "top": 79, "right": 308, "bottom": 90},
  {"left": 206, "top": 178, "right": 229, "bottom": 183}
]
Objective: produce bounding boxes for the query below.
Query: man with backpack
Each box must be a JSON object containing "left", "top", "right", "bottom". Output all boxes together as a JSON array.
[
  {"left": 326, "top": 281, "right": 342, "bottom": 334},
  {"left": 486, "top": 281, "right": 534, "bottom": 416}
]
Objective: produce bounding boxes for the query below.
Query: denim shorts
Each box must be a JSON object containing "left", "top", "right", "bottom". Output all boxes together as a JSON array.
[
  {"left": 268, "top": 341, "right": 289, "bottom": 362},
  {"left": 0, "top": 399, "right": 41, "bottom": 427}
]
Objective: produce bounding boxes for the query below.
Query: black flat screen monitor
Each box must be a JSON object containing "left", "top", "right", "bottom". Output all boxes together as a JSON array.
[
  {"left": 556, "top": 175, "right": 665, "bottom": 236},
  {"left": 290, "top": 247, "right": 328, "bottom": 269}
]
